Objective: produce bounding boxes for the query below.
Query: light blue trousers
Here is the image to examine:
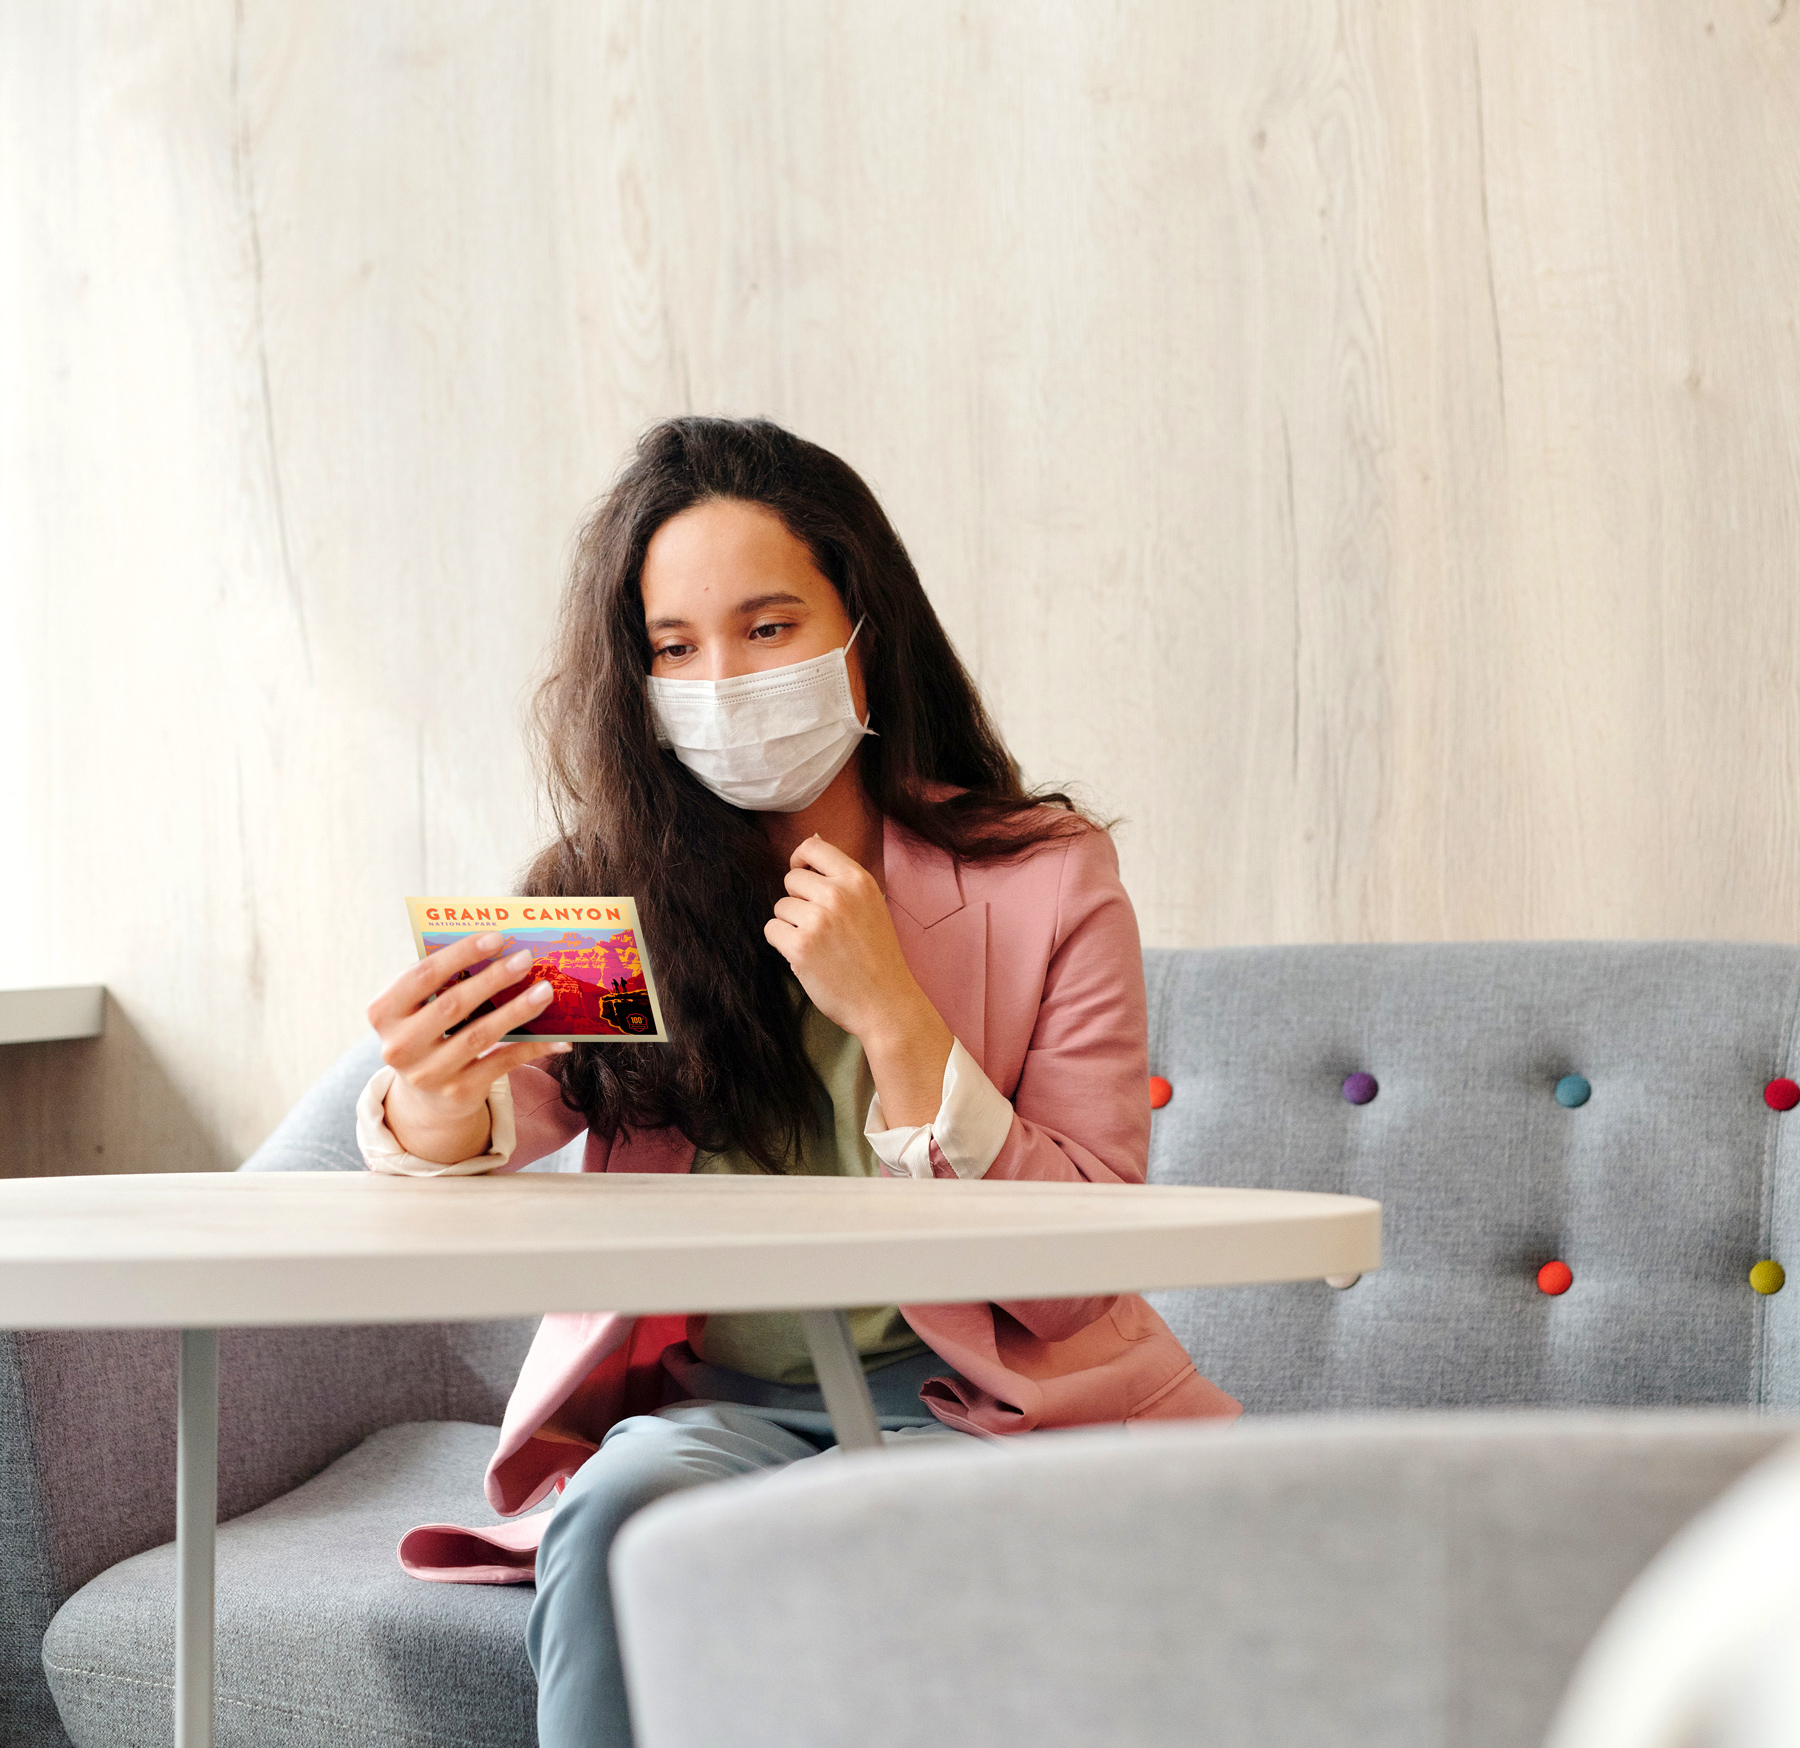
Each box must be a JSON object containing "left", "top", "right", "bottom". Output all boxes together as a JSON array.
[{"left": 527, "top": 1388, "right": 967, "bottom": 1748}]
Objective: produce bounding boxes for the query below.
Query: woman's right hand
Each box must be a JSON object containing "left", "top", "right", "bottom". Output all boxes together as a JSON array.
[{"left": 366, "top": 932, "right": 571, "bottom": 1162}]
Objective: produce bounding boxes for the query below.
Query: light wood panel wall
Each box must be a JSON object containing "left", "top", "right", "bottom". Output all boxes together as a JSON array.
[{"left": 4, "top": 1, "right": 1798, "bottom": 1174}]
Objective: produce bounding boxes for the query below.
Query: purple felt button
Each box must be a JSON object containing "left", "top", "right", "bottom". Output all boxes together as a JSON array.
[{"left": 1342, "top": 1072, "right": 1379, "bottom": 1106}]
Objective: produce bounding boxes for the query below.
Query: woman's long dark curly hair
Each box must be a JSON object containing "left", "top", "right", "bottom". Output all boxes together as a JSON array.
[{"left": 523, "top": 416, "right": 1089, "bottom": 1169}]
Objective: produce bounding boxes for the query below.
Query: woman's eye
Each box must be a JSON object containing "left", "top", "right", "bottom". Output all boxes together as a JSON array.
[
  {"left": 749, "top": 622, "right": 791, "bottom": 642},
  {"left": 656, "top": 642, "right": 694, "bottom": 662}
]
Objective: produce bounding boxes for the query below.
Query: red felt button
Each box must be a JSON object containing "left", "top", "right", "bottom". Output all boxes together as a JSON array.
[
  {"left": 1766, "top": 1078, "right": 1800, "bottom": 1112},
  {"left": 1148, "top": 1076, "right": 1173, "bottom": 1109},
  {"left": 1537, "top": 1260, "right": 1573, "bottom": 1296}
]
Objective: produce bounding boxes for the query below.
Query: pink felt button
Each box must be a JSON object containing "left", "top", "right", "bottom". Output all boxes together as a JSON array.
[
  {"left": 1765, "top": 1078, "right": 1800, "bottom": 1112},
  {"left": 1148, "top": 1076, "right": 1172, "bottom": 1109},
  {"left": 1537, "top": 1260, "right": 1573, "bottom": 1296}
]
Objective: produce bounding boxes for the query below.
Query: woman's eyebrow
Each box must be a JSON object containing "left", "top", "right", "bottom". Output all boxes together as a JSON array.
[{"left": 645, "top": 591, "right": 807, "bottom": 634}]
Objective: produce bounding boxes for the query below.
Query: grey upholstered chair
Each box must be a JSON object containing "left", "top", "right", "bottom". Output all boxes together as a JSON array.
[
  {"left": 610, "top": 1409, "right": 1798, "bottom": 1748},
  {"left": 1544, "top": 1430, "right": 1800, "bottom": 1748},
  {"left": 5, "top": 941, "right": 1798, "bottom": 1747}
]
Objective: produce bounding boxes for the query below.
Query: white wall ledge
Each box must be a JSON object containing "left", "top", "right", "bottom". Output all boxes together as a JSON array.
[{"left": 0, "top": 986, "right": 106, "bottom": 1046}]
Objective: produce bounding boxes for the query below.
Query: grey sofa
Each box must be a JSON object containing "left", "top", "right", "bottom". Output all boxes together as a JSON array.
[{"left": 5, "top": 941, "right": 1798, "bottom": 1747}]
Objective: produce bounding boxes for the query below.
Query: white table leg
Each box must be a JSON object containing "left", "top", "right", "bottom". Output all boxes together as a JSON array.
[
  {"left": 797, "top": 1309, "right": 883, "bottom": 1452},
  {"left": 177, "top": 1329, "right": 218, "bottom": 1748}
]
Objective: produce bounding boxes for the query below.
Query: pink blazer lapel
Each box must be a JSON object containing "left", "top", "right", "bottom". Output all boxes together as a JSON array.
[{"left": 883, "top": 819, "right": 987, "bottom": 1065}]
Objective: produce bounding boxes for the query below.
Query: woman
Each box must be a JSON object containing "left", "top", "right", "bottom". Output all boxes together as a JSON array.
[{"left": 359, "top": 417, "right": 1238, "bottom": 1747}]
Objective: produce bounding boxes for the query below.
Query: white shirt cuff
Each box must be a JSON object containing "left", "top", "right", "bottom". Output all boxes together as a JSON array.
[
  {"left": 863, "top": 1038, "right": 1014, "bottom": 1181},
  {"left": 355, "top": 1065, "right": 517, "bottom": 1176}
]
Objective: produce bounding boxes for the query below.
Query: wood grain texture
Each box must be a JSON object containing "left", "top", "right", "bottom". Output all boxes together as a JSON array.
[{"left": 3, "top": 1, "right": 1798, "bottom": 1175}]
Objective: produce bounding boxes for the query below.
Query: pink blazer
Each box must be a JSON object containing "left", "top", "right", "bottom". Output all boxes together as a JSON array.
[{"left": 397, "top": 816, "right": 1240, "bottom": 1583}]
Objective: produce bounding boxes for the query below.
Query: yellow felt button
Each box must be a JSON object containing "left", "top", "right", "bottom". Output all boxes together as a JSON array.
[{"left": 1750, "top": 1260, "right": 1786, "bottom": 1296}]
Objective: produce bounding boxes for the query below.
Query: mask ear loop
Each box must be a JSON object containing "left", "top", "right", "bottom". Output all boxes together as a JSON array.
[{"left": 843, "top": 617, "right": 876, "bottom": 734}]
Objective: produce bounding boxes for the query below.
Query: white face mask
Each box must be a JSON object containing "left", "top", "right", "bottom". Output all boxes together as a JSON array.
[{"left": 646, "top": 620, "right": 874, "bottom": 812}]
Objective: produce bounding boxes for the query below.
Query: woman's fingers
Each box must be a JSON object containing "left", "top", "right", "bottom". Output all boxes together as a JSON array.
[
  {"left": 408, "top": 979, "right": 555, "bottom": 1086},
  {"left": 440, "top": 979, "right": 558, "bottom": 1064},
  {"left": 428, "top": 1037, "right": 571, "bottom": 1115},
  {"left": 369, "top": 932, "right": 581, "bottom": 1141},
  {"left": 423, "top": 949, "right": 538, "bottom": 1035},
  {"left": 501, "top": 1038, "right": 574, "bottom": 1072},
  {"left": 770, "top": 895, "right": 814, "bottom": 931},
  {"left": 484, "top": 976, "right": 560, "bottom": 1039},
  {"left": 474, "top": 1038, "right": 573, "bottom": 1084},
  {"left": 378, "top": 949, "right": 537, "bottom": 1072},
  {"left": 781, "top": 866, "right": 835, "bottom": 903},
  {"left": 368, "top": 931, "right": 504, "bottom": 1029},
  {"left": 789, "top": 834, "right": 864, "bottom": 880}
]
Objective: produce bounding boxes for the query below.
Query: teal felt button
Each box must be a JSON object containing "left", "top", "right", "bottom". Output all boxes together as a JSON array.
[{"left": 1554, "top": 1075, "right": 1591, "bottom": 1108}]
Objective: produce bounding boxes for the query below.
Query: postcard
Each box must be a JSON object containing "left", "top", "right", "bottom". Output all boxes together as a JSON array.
[{"left": 404, "top": 897, "right": 668, "bottom": 1043}]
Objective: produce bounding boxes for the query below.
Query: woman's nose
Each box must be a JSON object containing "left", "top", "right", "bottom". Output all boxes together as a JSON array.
[{"left": 700, "top": 650, "right": 756, "bottom": 682}]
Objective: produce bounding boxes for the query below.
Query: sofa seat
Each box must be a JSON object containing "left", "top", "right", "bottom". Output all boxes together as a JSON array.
[{"left": 41, "top": 1422, "right": 539, "bottom": 1748}]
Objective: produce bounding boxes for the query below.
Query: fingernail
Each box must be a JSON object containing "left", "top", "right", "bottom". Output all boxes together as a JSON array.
[
  {"left": 505, "top": 950, "right": 532, "bottom": 970},
  {"left": 529, "top": 982, "right": 553, "bottom": 1002},
  {"left": 476, "top": 932, "right": 503, "bottom": 950}
]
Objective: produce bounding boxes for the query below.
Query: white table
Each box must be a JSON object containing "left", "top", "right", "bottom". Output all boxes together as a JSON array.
[{"left": 0, "top": 1170, "right": 1380, "bottom": 1748}]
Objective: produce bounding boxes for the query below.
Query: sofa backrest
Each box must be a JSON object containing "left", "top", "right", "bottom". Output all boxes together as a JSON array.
[
  {"left": 1143, "top": 942, "right": 1800, "bottom": 1414},
  {"left": 239, "top": 946, "right": 1800, "bottom": 1418}
]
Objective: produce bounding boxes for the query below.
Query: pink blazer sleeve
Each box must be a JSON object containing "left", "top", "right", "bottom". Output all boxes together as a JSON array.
[
  {"left": 950, "top": 827, "right": 1154, "bottom": 1344},
  {"left": 503, "top": 1064, "right": 600, "bottom": 1169},
  {"left": 976, "top": 826, "right": 1152, "bottom": 1189}
]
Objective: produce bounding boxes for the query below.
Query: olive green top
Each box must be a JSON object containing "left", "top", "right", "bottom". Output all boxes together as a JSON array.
[{"left": 692, "top": 995, "right": 926, "bottom": 1385}]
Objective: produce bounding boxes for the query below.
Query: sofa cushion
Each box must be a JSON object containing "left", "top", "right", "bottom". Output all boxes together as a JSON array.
[
  {"left": 1143, "top": 942, "right": 1800, "bottom": 1412},
  {"left": 41, "top": 1422, "right": 538, "bottom": 1748}
]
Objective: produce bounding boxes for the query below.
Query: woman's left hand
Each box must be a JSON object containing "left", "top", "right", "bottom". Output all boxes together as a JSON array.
[{"left": 765, "top": 834, "right": 953, "bottom": 1125}]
